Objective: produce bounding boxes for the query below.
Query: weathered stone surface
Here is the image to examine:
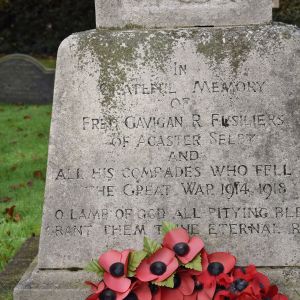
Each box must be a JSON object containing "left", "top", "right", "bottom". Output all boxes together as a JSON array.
[
  {"left": 34, "top": 23, "right": 300, "bottom": 275},
  {"left": 0, "top": 54, "right": 55, "bottom": 104},
  {"left": 14, "top": 260, "right": 300, "bottom": 299},
  {"left": 95, "top": 0, "right": 272, "bottom": 28},
  {"left": 14, "top": 259, "right": 93, "bottom": 300}
]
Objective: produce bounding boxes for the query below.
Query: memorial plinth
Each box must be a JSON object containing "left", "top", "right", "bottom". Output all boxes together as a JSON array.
[
  {"left": 95, "top": 0, "right": 272, "bottom": 28},
  {"left": 14, "top": 1, "right": 300, "bottom": 299}
]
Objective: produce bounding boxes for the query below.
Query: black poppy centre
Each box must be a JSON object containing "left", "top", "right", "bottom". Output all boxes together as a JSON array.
[
  {"left": 230, "top": 279, "right": 249, "bottom": 292},
  {"left": 194, "top": 282, "right": 204, "bottom": 291},
  {"left": 207, "top": 262, "right": 224, "bottom": 276},
  {"left": 149, "top": 283, "right": 159, "bottom": 295},
  {"left": 99, "top": 289, "right": 116, "bottom": 300},
  {"left": 150, "top": 261, "right": 167, "bottom": 275},
  {"left": 173, "top": 274, "right": 182, "bottom": 289},
  {"left": 173, "top": 242, "right": 190, "bottom": 256},
  {"left": 109, "top": 262, "right": 125, "bottom": 277}
]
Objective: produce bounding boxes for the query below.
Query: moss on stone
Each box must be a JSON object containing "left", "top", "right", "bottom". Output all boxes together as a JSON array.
[
  {"left": 97, "top": 23, "right": 146, "bottom": 31},
  {"left": 143, "top": 31, "right": 178, "bottom": 72},
  {"left": 123, "top": 23, "right": 145, "bottom": 30},
  {"left": 76, "top": 30, "right": 137, "bottom": 125},
  {"left": 76, "top": 29, "right": 178, "bottom": 124},
  {"left": 74, "top": 25, "right": 298, "bottom": 122},
  {"left": 196, "top": 28, "right": 252, "bottom": 75}
]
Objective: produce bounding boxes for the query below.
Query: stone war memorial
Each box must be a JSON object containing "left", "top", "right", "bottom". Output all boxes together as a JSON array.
[{"left": 14, "top": 0, "right": 300, "bottom": 299}]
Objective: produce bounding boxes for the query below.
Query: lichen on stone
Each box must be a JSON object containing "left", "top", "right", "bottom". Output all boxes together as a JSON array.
[
  {"left": 196, "top": 27, "right": 253, "bottom": 75},
  {"left": 76, "top": 30, "right": 139, "bottom": 127},
  {"left": 97, "top": 23, "right": 146, "bottom": 31},
  {"left": 77, "top": 30, "right": 136, "bottom": 107},
  {"left": 142, "top": 31, "right": 178, "bottom": 72},
  {"left": 75, "top": 29, "right": 178, "bottom": 125}
]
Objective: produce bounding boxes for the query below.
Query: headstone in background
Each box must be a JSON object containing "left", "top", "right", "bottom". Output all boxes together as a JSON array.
[
  {"left": 0, "top": 54, "right": 55, "bottom": 104},
  {"left": 96, "top": 0, "right": 272, "bottom": 28},
  {"left": 14, "top": 0, "right": 300, "bottom": 299}
]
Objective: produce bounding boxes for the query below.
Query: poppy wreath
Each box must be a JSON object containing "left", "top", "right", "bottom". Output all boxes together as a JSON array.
[{"left": 85, "top": 222, "right": 288, "bottom": 300}]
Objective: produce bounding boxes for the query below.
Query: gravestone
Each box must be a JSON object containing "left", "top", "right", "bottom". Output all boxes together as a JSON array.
[
  {"left": 0, "top": 54, "right": 55, "bottom": 104},
  {"left": 14, "top": 0, "right": 300, "bottom": 299}
]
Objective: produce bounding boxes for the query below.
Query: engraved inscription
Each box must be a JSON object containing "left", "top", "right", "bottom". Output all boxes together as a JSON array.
[
  {"left": 40, "top": 26, "right": 300, "bottom": 269},
  {"left": 46, "top": 62, "right": 298, "bottom": 244}
]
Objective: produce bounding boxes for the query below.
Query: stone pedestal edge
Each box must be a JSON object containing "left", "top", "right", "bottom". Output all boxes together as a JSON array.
[
  {"left": 13, "top": 258, "right": 92, "bottom": 300},
  {"left": 95, "top": 0, "right": 272, "bottom": 28},
  {"left": 14, "top": 259, "right": 300, "bottom": 299}
]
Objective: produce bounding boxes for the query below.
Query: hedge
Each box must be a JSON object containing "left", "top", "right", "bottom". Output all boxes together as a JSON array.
[
  {"left": 273, "top": 0, "right": 300, "bottom": 28},
  {"left": 0, "top": 0, "right": 95, "bottom": 56},
  {"left": 0, "top": 0, "right": 299, "bottom": 56}
]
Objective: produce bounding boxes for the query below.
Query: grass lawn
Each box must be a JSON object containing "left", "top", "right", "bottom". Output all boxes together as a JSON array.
[
  {"left": 0, "top": 104, "right": 52, "bottom": 272},
  {"left": 37, "top": 57, "right": 56, "bottom": 69},
  {"left": 0, "top": 55, "right": 56, "bottom": 70}
]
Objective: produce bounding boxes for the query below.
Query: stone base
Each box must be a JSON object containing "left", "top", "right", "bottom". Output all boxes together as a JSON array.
[
  {"left": 14, "top": 259, "right": 300, "bottom": 299},
  {"left": 13, "top": 258, "right": 94, "bottom": 300}
]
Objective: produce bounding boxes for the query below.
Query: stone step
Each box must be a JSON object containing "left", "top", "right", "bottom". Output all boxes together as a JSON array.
[{"left": 0, "top": 237, "right": 39, "bottom": 300}]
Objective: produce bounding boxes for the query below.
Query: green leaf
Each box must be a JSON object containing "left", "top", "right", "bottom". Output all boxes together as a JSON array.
[
  {"left": 143, "top": 237, "right": 161, "bottom": 255},
  {"left": 162, "top": 222, "right": 177, "bottom": 236},
  {"left": 184, "top": 254, "right": 202, "bottom": 271},
  {"left": 85, "top": 259, "right": 105, "bottom": 277},
  {"left": 153, "top": 273, "right": 175, "bottom": 288},
  {"left": 127, "top": 250, "right": 148, "bottom": 277}
]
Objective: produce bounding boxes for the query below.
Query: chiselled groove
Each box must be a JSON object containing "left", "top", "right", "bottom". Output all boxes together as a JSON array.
[{"left": 39, "top": 267, "right": 83, "bottom": 272}]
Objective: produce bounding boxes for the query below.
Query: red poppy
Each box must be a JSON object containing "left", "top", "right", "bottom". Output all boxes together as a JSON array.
[
  {"left": 85, "top": 281, "right": 130, "bottom": 300},
  {"left": 238, "top": 267, "right": 287, "bottom": 300},
  {"left": 200, "top": 250, "right": 236, "bottom": 287},
  {"left": 214, "top": 268, "right": 262, "bottom": 300},
  {"left": 123, "top": 281, "right": 152, "bottom": 300},
  {"left": 136, "top": 247, "right": 179, "bottom": 283},
  {"left": 99, "top": 249, "right": 132, "bottom": 293},
  {"left": 233, "top": 266, "right": 258, "bottom": 282},
  {"left": 160, "top": 269, "right": 195, "bottom": 300},
  {"left": 214, "top": 289, "right": 261, "bottom": 300},
  {"left": 250, "top": 270, "right": 284, "bottom": 300},
  {"left": 213, "top": 289, "right": 233, "bottom": 300},
  {"left": 263, "top": 285, "right": 289, "bottom": 300},
  {"left": 184, "top": 272, "right": 216, "bottom": 300},
  {"left": 273, "top": 294, "right": 289, "bottom": 300},
  {"left": 252, "top": 271, "right": 271, "bottom": 295},
  {"left": 163, "top": 228, "right": 204, "bottom": 264},
  {"left": 229, "top": 266, "right": 262, "bottom": 296},
  {"left": 214, "top": 266, "right": 289, "bottom": 300}
]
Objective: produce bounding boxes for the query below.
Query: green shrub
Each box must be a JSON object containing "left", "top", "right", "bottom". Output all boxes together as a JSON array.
[
  {"left": 0, "top": 0, "right": 95, "bottom": 55},
  {"left": 0, "top": 0, "right": 9, "bottom": 9},
  {"left": 273, "top": 0, "right": 300, "bottom": 27}
]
